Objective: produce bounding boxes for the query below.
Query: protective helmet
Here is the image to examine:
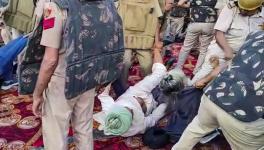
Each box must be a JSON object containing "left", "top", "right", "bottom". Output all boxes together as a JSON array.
[{"left": 238, "top": 0, "right": 263, "bottom": 11}]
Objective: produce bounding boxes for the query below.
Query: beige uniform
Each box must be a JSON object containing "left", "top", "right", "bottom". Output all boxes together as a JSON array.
[
  {"left": 40, "top": 2, "right": 95, "bottom": 150},
  {"left": 192, "top": 6, "right": 264, "bottom": 84}
]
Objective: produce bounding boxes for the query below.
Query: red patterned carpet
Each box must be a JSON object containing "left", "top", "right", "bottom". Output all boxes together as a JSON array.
[{"left": 0, "top": 43, "right": 231, "bottom": 150}]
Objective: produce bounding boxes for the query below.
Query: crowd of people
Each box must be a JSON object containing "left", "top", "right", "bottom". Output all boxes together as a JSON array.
[{"left": 0, "top": 0, "right": 263, "bottom": 150}]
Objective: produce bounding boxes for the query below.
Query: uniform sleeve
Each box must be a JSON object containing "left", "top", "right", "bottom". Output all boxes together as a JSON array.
[
  {"left": 40, "top": 2, "right": 65, "bottom": 49},
  {"left": 214, "top": 6, "right": 234, "bottom": 32}
]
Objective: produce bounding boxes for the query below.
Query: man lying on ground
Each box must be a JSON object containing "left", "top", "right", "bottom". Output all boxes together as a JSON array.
[{"left": 94, "top": 44, "right": 188, "bottom": 137}]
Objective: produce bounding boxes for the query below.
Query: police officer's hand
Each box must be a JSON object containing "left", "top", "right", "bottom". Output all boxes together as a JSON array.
[{"left": 32, "top": 95, "right": 44, "bottom": 117}]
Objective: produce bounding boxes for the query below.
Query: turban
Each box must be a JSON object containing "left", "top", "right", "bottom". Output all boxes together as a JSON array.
[{"left": 104, "top": 105, "right": 132, "bottom": 135}]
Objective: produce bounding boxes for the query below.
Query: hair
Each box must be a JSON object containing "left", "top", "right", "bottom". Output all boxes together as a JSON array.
[
  {"left": 159, "top": 69, "right": 187, "bottom": 113},
  {"left": 142, "top": 127, "right": 170, "bottom": 149}
]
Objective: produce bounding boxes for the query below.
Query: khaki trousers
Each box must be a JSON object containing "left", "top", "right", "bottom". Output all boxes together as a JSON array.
[
  {"left": 123, "top": 49, "right": 153, "bottom": 80},
  {"left": 42, "top": 76, "right": 95, "bottom": 150},
  {"left": 172, "top": 95, "right": 264, "bottom": 150},
  {"left": 176, "top": 22, "right": 215, "bottom": 74}
]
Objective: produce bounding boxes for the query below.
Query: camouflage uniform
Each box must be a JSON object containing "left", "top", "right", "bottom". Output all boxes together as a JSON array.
[{"left": 162, "top": 0, "right": 190, "bottom": 44}]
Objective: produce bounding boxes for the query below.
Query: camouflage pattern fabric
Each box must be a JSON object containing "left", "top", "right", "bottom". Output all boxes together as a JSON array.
[
  {"left": 18, "top": 18, "right": 45, "bottom": 95},
  {"left": 205, "top": 31, "right": 264, "bottom": 122},
  {"left": 190, "top": 0, "right": 218, "bottom": 23},
  {"left": 54, "top": 0, "right": 124, "bottom": 99},
  {"left": 170, "top": 0, "right": 189, "bottom": 18}
]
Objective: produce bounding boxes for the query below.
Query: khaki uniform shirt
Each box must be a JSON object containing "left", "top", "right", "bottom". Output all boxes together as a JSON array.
[
  {"left": 40, "top": 2, "right": 67, "bottom": 78},
  {"left": 214, "top": 6, "right": 264, "bottom": 52}
]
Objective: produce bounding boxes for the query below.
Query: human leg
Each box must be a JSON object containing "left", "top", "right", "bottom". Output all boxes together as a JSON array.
[
  {"left": 176, "top": 23, "right": 201, "bottom": 69},
  {"left": 71, "top": 88, "right": 95, "bottom": 150},
  {"left": 172, "top": 95, "right": 219, "bottom": 150},
  {"left": 136, "top": 49, "right": 153, "bottom": 77},
  {"left": 42, "top": 77, "right": 77, "bottom": 150},
  {"left": 193, "top": 23, "right": 215, "bottom": 74}
]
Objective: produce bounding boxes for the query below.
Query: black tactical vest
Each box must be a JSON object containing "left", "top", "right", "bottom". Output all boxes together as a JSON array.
[
  {"left": 190, "top": 0, "right": 218, "bottom": 23},
  {"left": 205, "top": 31, "right": 264, "bottom": 122},
  {"left": 54, "top": 0, "right": 125, "bottom": 99}
]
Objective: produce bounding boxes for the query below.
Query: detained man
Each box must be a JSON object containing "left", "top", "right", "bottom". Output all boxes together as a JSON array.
[{"left": 94, "top": 44, "right": 188, "bottom": 137}]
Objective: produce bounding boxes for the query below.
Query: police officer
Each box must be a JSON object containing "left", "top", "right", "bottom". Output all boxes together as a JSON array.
[
  {"left": 117, "top": 0, "right": 164, "bottom": 84},
  {"left": 172, "top": 30, "right": 264, "bottom": 150},
  {"left": 32, "top": 0, "right": 124, "bottom": 149},
  {"left": 192, "top": 0, "right": 264, "bottom": 85}
]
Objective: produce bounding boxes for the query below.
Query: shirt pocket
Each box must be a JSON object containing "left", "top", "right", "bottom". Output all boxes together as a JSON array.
[
  {"left": 229, "top": 17, "right": 248, "bottom": 37},
  {"left": 118, "top": 0, "right": 158, "bottom": 37},
  {"left": 123, "top": 4, "right": 149, "bottom": 32}
]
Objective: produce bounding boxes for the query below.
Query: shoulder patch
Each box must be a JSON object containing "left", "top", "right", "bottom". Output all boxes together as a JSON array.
[{"left": 43, "top": 17, "right": 55, "bottom": 30}]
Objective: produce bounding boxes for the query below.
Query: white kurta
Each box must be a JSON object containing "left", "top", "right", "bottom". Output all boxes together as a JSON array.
[{"left": 94, "top": 63, "right": 167, "bottom": 137}]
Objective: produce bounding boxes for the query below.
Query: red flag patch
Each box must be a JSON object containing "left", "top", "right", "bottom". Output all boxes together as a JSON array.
[{"left": 43, "top": 17, "right": 55, "bottom": 30}]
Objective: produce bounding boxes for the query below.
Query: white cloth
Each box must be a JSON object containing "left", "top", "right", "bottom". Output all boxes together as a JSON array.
[{"left": 94, "top": 63, "right": 167, "bottom": 137}]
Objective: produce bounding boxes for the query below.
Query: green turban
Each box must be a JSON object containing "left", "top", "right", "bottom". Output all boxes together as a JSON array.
[{"left": 104, "top": 105, "right": 133, "bottom": 135}]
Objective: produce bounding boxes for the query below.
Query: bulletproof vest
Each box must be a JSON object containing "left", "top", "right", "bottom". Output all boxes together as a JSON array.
[
  {"left": 205, "top": 31, "right": 264, "bottom": 122},
  {"left": 18, "top": 18, "right": 45, "bottom": 95},
  {"left": 190, "top": 0, "right": 218, "bottom": 23},
  {"left": 117, "top": 0, "right": 160, "bottom": 49},
  {"left": 54, "top": 0, "right": 125, "bottom": 99},
  {"left": 4, "top": 0, "right": 36, "bottom": 33},
  {"left": 170, "top": 0, "right": 189, "bottom": 18}
]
